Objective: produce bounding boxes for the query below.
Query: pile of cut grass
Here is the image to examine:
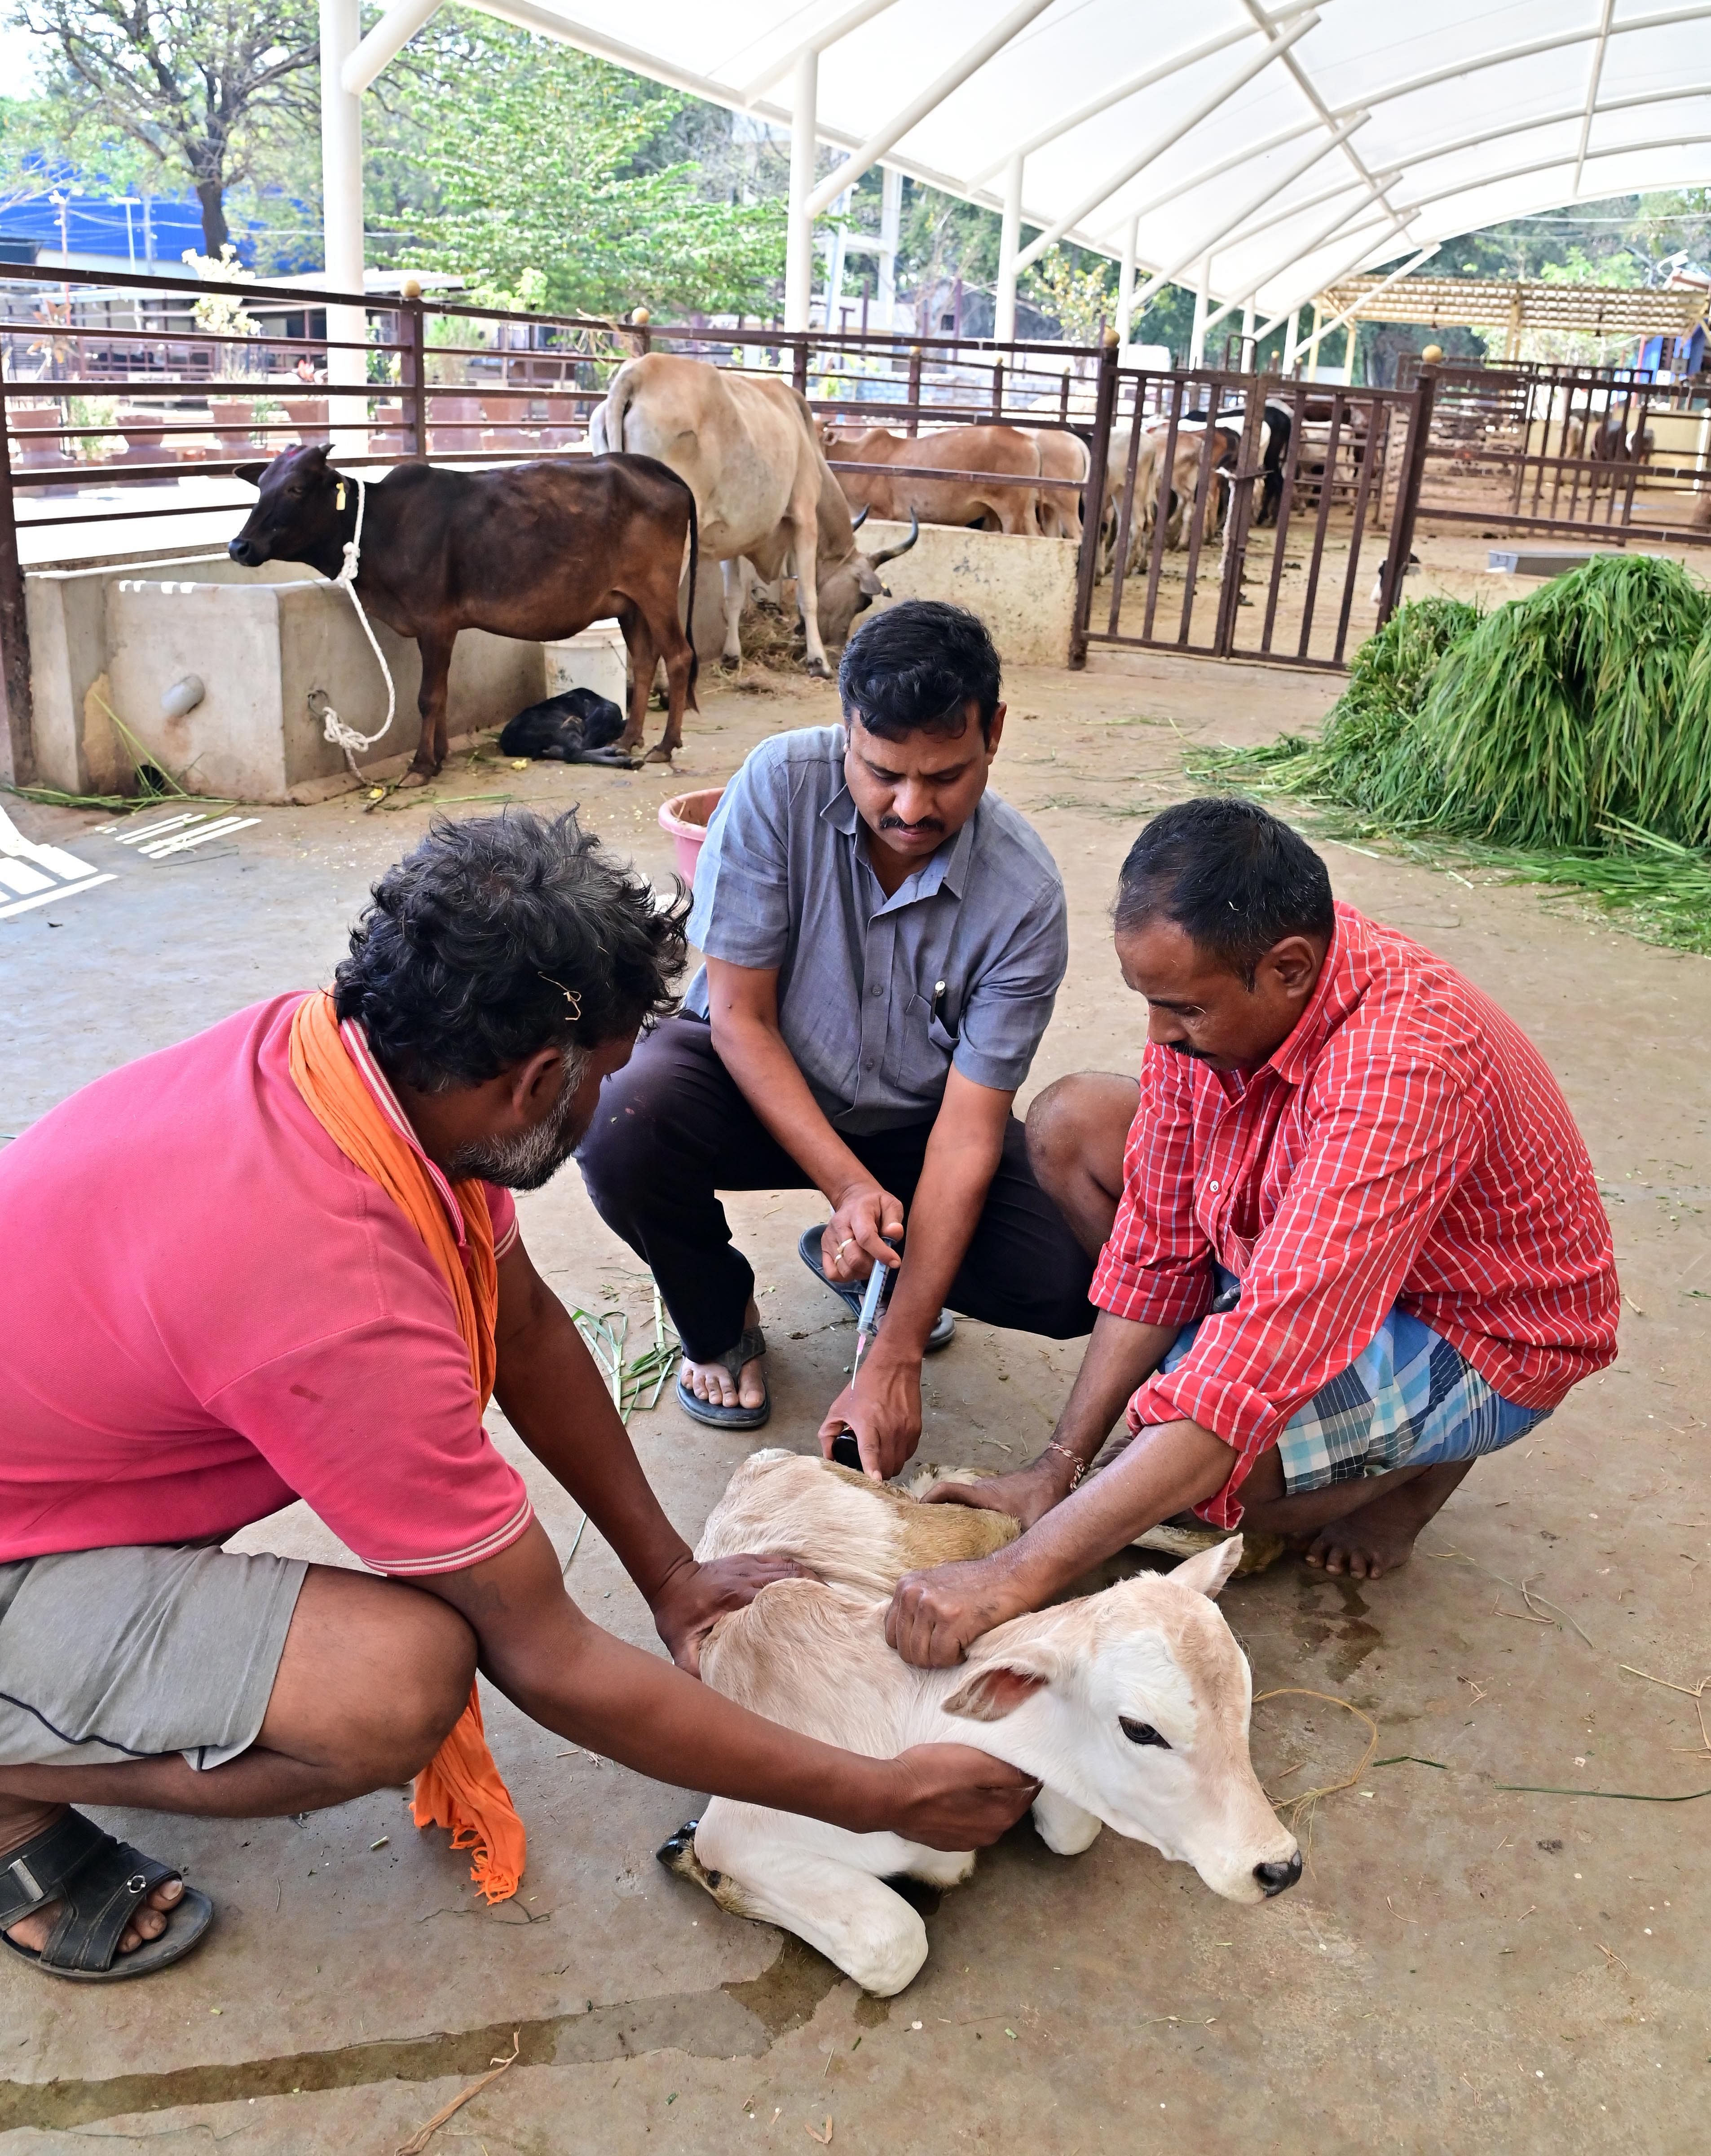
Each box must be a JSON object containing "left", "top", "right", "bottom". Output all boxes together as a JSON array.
[{"left": 1195, "top": 557, "right": 1711, "bottom": 955}]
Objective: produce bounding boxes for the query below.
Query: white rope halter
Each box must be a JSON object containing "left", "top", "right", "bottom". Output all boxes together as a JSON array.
[{"left": 315, "top": 475, "right": 397, "bottom": 779}]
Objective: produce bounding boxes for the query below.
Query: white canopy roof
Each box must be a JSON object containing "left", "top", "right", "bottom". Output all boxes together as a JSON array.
[{"left": 336, "top": 0, "right": 1711, "bottom": 331}]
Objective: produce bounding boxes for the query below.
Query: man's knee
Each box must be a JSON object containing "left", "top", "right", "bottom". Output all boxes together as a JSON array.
[
  {"left": 370, "top": 1597, "right": 478, "bottom": 1783},
  {"left": 1025, "top": 1072, "right": 1135, "bottom": 1199}
]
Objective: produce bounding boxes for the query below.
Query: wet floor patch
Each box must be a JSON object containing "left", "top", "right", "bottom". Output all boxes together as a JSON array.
[{"left": 0, "top": 1935, "right": 841, "bottom": 2134}]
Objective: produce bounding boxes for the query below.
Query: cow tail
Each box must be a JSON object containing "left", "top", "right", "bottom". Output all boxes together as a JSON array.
[{"left": 682, "top": 481, "right": 700, "bottom": 708}]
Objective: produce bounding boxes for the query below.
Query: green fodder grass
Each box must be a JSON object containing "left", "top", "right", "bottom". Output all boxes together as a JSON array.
[
  {"left": 1417, "top": 554, "right": 1711, "bottom": 849},
  {"left": 1193, "top": 561, "right": 1711, "bottom": 956}
]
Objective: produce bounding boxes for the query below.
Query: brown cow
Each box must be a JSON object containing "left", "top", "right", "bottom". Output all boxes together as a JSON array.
[
  {"left": 822, "top": 424, "right": 1041, "bottom": 535},
  {"left": 227, "top": 443, "right": 699, "bottom": 773},
  {"left": 1025, "top": 428, "right": 1089, "bottom": 540}
]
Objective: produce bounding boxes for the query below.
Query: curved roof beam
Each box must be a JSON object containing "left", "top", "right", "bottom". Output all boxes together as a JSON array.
[
  {"left": 1573, "top": 0, "right": 1618, "bottom": 196},
  {"left": 737, "top": 0, "right": 904, "bottom": 105},
  {"left": 1211, "top": 159, "right": 1400, "bottom": 255},
  {"left": 344, "top": 0, "right": 444, "bottom": 93},
  {"left": 1123, "top": 115, "right": 1372, "bottom": 324},
  {"left": 967, "top": 3, "right": 1320, "bottom": 186},
  {"left": 805, "top": 0, "right": 1054, "bottom": 220},
  {"left": 1093, "top": 113, "right": 1332, "bottom": 244},
  {"left": 1242, "top": 0, "right": 1397, "bottom": 225},
  {"left": 1257, "top": 131, "right": 1711, "bottom": 317},
  {"left": 1256, "top": 208, "right": 1421, "bottom": 330},
  {"left": 1013, "top": 11, "right": 1319, "bottom": 274},
  {"left": 1208, "top": 78, "right": 1711, "bottom": 261},
  {"left": 1326, "top": 1, "right": 1711, "bottom": 120},
  {"left": 1389, "top": 128, "right": 1711, "bottom": 223}
]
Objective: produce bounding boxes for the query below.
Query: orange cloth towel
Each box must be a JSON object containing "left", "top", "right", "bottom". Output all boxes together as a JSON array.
[{"left": 288, "top": 989, "right": 525, "bottom": 1904}]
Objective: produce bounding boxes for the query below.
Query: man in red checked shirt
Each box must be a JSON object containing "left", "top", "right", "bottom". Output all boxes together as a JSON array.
[{"left": 886, "top": 797, "right": 1619, "bottom": 1670}]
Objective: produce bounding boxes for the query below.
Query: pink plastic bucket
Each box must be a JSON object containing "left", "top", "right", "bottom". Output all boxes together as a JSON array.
[{"left": 657, "top": 786, "right": 724, "bottom": 886}]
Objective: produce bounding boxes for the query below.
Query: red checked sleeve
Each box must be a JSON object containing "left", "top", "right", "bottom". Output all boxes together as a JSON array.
[
  {"left": 1090, "top": 1043, "right": 1216, "bottom": 1330},
  {"left": 1134, "top": 1047, "right": 1480, "bottom": 1522}
]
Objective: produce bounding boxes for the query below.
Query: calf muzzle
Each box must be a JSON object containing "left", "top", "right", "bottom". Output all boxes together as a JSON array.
[{"left": 1254, "top": 1852, "right": 1303, "bottom": 1897}]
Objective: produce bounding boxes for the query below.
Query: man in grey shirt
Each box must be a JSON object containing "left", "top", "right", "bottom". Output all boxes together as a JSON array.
[{"left": 578, "top": 601, "right": 1094, "bottom": 1475}]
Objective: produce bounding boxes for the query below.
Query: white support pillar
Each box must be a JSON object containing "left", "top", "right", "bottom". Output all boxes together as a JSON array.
[
  {"left": 877, "top": 163, "right": 902, "bottom": 329},
  {"left": 784, "top": 48, "right": 819, "bottom": 333},
  {"left": 994, "top": 152, "right": 1023, "bottom": 343},
  {"left": 1116, "top": 214, "right": 1138, "bottom": 354},
  {"left": 823, "top": 190, "right": 851, "bottom": 335},
  {"left": 320, "top": 0, "right": 367, "bottom": 459},
  {"left": 1188, "top": 256, "right": 1211, "bottom": 366},
  {"left": 1282, "top": 308, "right": 1301, "bottom": 372},
  {"left": 1305, "top": 302, "right": 1325, "bottom": 377},
  {"left": 1241, "top": 296, "right": 1256, "bottom": 369}
]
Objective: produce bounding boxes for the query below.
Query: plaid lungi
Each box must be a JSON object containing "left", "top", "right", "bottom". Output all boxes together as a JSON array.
[{"left": 1162, "top": 1272, "right": 1551, "bottom": 1497}]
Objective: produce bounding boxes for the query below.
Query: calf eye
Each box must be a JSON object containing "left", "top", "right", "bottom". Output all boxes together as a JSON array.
[{"left": 1120, "top": 1717, "right": 1171, "bottom": 1750}]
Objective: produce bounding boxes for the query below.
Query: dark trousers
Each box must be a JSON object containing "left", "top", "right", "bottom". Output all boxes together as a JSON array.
[{"left": 576, "top": 1016, "right": 1097, "bottom": 1364}]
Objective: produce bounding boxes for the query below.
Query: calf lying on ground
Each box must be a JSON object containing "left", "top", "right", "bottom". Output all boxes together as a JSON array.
[
  {"left": 659, "top": 1451, "right": 1301, "bottom": 1995},
  {"left": 498, "top": 687, "right": 631, "bottom": 765}
]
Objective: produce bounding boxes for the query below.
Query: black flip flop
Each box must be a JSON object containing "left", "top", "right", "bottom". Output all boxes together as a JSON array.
[
  {"left": 675, "top": 1324, "right": 771, "bottom": 1429},
  {"left": 1, "top": 1807, "right": 213, "bottom": 1982},
  {"left": 798, "top": 1226, "right": 956, "bottom": 1352}
]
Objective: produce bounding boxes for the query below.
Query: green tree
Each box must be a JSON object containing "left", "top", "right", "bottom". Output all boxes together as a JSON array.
[
  {"left": 387, "top": 12, "right": 783, "bottom": 318},
  {"left": 12, "top": 0, "right": 320, "bottom": 254}
]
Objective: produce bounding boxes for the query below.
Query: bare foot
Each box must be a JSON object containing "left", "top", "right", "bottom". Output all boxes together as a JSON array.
[
  {"left": 1302, "top": 1467, "right": 1471, "bottom": 1580},
  {"left": 680, "top": 1298, "right": 766, "bottom": 1413},
  {"left": 2, "top": 1809, "right": 186, "bottom": 1962}
]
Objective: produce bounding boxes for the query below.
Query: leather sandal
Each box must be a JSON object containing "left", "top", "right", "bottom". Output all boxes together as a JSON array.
[
  {"left": 675, "top": 1324, "right": 771, "bottom": 1429},
  {"left": 0, "top": 1807, "right": 213, "bottom": 1982},
  {"left": 798, "top": 1226, "right": 956, "bottom": 1352}
]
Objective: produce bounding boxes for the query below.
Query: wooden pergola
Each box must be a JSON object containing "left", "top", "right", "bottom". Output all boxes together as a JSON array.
[{"left": 1312, "top": 272, "right": 1707, "bottom": 362}]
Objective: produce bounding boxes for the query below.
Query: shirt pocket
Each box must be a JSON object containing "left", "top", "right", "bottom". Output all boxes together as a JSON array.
[{"left": 891, "top": 991, "right": 956, "bottom": 1100}]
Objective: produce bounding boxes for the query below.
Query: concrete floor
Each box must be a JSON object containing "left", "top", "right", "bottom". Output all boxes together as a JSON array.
[{"left": 1, "top": 653, "right": 1707, "bottom": 2154}]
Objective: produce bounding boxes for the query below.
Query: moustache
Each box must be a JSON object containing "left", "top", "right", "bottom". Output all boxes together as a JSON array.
[{"left": 1161, "top": 1039, "right": 1217, "bottom": 1060}]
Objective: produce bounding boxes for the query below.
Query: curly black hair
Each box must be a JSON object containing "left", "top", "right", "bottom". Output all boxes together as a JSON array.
[{"left": 334, "top": 809, "right": 688, "bottom": 1091}]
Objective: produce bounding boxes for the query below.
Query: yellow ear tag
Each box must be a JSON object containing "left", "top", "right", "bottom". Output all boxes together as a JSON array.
[{"left": 335, "top": 481, "right": 347, "bottom": 511}]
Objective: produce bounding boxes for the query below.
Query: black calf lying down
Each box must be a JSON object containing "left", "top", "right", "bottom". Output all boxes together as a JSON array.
[{"left": 499, "top": 687, "right": 632, "bottom": 765}]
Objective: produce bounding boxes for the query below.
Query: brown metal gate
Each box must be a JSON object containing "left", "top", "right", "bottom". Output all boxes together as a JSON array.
[
  {"left": 1409, "top": 359, "right": 1711, "bottom": 548},
  {"left": 1072, "top": 362, "right": 1430, "bottom": 669}
]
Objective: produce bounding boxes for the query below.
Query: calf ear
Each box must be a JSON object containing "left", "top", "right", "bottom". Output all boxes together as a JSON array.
[
  {"left": 233, "top": 461, "right": 267, "bottom": 487},
  {"left": 944, "top": 1662, "right": 1049, "bottom": 1723},
  {"left": 1170, "top": 1536, "right": 1244, "bottom": 1600}
]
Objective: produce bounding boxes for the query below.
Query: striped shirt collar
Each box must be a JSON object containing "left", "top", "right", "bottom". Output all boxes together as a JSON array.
[{"left": 337, "top": 1015, "right": 471, "bottom": 1251}]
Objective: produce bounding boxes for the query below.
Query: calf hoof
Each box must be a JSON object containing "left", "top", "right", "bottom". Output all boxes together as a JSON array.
[
  {"left": 643, "top": 743, "right": 677, "bottom": 765},
  {"left": 719, "top": 653, "right": 741, "bottom": 673},
  {"left": 657, "top": 1820, "right": 721, "bottom": 1893},
  {"left": 803, "top": 657, "right": 831, "bottom": 680}
]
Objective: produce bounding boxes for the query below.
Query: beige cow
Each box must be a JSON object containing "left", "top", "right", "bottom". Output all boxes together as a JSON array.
[
  {"left": 591, "top": 355, "right": 915, "bottom": 675},
  {"left": 660, "top": 1451, "right": 1301, "bottom": 1996}
]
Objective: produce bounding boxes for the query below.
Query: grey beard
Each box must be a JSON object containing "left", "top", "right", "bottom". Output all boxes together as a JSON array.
[{"left": 445, "top": 1047, "right": 591, "bottom": 1191}]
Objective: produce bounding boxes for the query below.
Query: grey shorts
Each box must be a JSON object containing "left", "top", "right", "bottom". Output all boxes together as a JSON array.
[{"left": 0, "top": 1543, "right": 306, "bottom": 1772}]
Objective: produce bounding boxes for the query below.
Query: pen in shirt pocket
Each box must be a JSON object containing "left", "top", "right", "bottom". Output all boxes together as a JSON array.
[{"left": 930, "top": 978, "right": 957, "bottom": 1038}]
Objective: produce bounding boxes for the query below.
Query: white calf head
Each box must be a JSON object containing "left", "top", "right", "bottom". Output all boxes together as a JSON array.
[{"left": 943, "top": 1540, "right": 1301, "bottom": 1904}]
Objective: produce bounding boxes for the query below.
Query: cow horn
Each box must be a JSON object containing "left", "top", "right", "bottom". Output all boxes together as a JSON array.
[
  {"left": 866, "top": 509, "right": 919, "bottom": 566},
  {"left": 850, "top": 504, "right": 869, "bottom": 530}
]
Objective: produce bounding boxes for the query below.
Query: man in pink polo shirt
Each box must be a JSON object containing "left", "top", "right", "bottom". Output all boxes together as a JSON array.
[{"left": 0, "top": 810, "right": 1036, "bottom": 1984}]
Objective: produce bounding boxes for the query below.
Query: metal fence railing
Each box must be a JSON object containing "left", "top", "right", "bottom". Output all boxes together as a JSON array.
[
  {"left": 8, "top": 261, "right": 1711, "bottom": 785},
  {"left": 1075, "top": 364, "right": 1430, "bottom": 672},
  {"left": 1408, "top": 359, "right": 1711, "bottom": 547}
]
